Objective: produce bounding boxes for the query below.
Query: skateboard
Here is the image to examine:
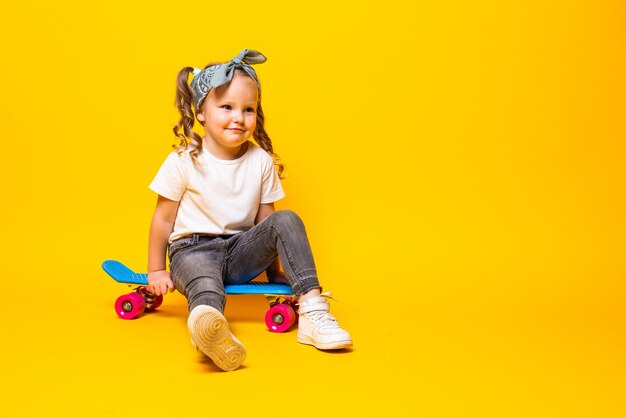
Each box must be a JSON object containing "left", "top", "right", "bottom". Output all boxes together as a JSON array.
[{"left": 102, "top": 260, "right": 299, "bottom": 332}]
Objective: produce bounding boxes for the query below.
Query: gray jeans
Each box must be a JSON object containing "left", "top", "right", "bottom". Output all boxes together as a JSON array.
[{"left": 168, "top": 210, "right": 321, "bottom": 313}]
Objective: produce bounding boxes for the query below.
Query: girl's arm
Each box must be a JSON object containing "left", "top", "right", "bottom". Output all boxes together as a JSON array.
[
  {"left": 255, "top": 202, "right": 276, "bottom": 224},
  {"left": 147, "top": 195, "right": 180, "bottom": 295},
  {"left": 255, "top": 203, "right": 288, "bottom": 284}
]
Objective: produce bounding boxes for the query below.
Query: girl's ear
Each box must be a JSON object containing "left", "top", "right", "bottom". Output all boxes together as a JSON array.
[{"left": 197, "top": 112, "right": 205, "bottom": 122}]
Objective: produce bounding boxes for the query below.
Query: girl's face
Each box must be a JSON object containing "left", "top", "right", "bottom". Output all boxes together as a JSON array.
[{"left": 197, "top": 71, "right": 259, "bottom": 159}]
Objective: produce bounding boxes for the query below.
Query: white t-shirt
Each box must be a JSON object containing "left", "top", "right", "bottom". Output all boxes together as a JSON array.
[{"left": 149, "top": 142, "right": 285, "bottom": 243}]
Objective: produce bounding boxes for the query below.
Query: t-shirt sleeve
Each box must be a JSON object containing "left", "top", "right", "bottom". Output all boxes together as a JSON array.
[
  {"left": 149, "top": 152, "right": 187, "bottom": 201},
  {"left": 260, "top": 154, "right": 285, "bottom": 204}
]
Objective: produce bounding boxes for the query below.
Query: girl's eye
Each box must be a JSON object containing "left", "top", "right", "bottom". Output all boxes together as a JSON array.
[
  {"left": 245, "top": 107, "right": 256, "bottom": 113},
  {"left": 221, "top": 105, "right": 232, "bottom": 110}
]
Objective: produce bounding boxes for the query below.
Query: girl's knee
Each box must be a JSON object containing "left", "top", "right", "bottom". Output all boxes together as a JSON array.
[{"left": 270, "top": 210, "right": 304, "bottom": 229}]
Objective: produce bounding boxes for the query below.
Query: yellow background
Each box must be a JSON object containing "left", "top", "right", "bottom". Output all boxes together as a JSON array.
[{"left": 1, "top": 1, "right": 625, "bottom": 417}]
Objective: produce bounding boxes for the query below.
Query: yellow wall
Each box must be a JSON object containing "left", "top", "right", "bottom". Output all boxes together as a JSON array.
[{"left": 1, "top": 1, "right": 625, "bottom": 417}]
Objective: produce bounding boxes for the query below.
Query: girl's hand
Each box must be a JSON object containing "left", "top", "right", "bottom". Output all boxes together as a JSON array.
[{"left": 148, "top": 270, "right": 174, "bottom": 296}]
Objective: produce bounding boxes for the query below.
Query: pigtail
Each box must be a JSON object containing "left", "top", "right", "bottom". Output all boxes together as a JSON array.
[
  {"left": 254, "top": 103, "right": 286, "bottom": 179},
  {"left": 172, "top": 67, "right": 203, "bottom": 161}
]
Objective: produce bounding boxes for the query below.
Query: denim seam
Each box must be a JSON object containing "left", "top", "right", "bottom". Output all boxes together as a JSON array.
[
  {"left": 269, "top": 224, "right": 299, "bottom": 277},
  {"left": 220, "top": 238, "right": 230, "bottom": 278}
]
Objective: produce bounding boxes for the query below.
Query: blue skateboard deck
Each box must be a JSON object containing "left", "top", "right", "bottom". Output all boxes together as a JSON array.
[{"left": 102, "top": 260, "right": 294, "bottom": 295}]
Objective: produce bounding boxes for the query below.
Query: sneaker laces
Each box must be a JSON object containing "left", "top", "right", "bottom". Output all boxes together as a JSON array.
[
  {"left": 301, "top": 293, "right": 340, "bottom": 329},
  {"left": 305, "top": 310, "right": 339, "bottom": 329}
]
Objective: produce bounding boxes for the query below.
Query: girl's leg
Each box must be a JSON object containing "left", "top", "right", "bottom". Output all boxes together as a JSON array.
[
  {"left": 223, "top": 210, "right": 320, "bottom": 295},
  {"left": 169, "top": 238, "right": 246, "bottom": 371},
  {"left": 169, "top": 239, "right": 227, "bottom": 313},
  {"left": 224, "top": 210, "right": 352, "bottom": 350}
]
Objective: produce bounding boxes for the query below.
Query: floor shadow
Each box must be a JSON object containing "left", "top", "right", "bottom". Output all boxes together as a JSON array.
[{"left": 317, "top": 347, "right": 355, "bottom": 354}]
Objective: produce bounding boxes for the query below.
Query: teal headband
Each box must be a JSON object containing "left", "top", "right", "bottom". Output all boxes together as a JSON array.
[{"left": 189, "top": 49, "right": 266, "bottom": 111}]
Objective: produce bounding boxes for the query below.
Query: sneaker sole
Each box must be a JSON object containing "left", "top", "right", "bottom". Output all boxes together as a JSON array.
[
  {"left": 192, "top": 310, "right": 246, "bottom": 371},
  {"left": 297, "top": 334, "right": 353, "bottom": 350}
]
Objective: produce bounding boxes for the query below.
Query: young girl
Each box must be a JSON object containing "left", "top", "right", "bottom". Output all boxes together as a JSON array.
[{"left": 147, "top": 49, "right": 352, "bottom": 371}]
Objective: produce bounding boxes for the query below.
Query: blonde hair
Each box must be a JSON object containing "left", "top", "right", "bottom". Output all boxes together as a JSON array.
[{"left": 172, "top": 64, "right": 285, "bottom": 178}]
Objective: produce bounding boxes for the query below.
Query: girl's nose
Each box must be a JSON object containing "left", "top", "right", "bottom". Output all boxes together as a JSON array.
[{"left": 232, "top": 111, "right": 243, "bottom": 123}]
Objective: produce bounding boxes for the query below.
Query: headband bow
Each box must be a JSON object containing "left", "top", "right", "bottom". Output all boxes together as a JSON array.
[{"left": 190, "top": 49, "right": 267, "bottom": 110}]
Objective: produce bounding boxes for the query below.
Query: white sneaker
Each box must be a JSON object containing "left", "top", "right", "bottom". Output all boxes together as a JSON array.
[
  {"left": 187, "top": 305, "right": 246, "bottom": 371},
  {"left": 297, "top": 293, "right": 353, "bottom": 350}
]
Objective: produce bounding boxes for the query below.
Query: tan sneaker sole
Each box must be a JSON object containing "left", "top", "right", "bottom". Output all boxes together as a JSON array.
[
  {"left": 297, "top": 333, "right": 353, "bottom": 350},
  {"left": 191, "top": 310, "right": 246, "bottom": 371}
]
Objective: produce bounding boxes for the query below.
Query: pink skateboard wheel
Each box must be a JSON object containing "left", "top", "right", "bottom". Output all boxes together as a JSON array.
[
  {"left": 285, "top": 298, "right": 299, "bottom": 325},
  {"left": 265, "top": 303, "right": 296, "bottom": 333},
  {"left": 115, "top": 292, "right": 146, "bottom": 319}
]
